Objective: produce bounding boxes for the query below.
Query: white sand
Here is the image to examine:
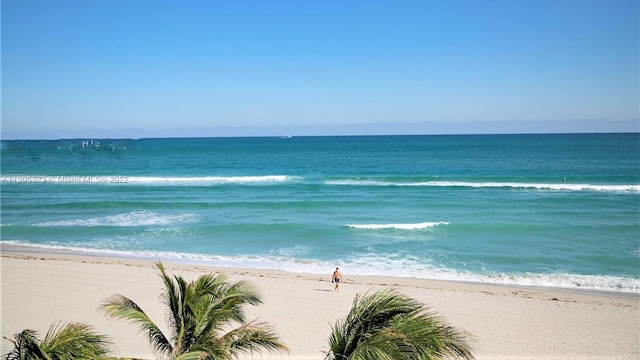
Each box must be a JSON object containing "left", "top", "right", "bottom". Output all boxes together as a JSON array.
[{"left": 1, "top": 250, "right": 638, "bottom": 359}]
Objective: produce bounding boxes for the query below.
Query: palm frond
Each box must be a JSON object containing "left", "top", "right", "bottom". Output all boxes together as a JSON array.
[
  {"left": 326, "top": 289, "right": 475, "bottom": 360},
  {"left": 198, "top": 275, "right": 262, "bottom": 327},
  {"left": 2, "top": 329, "right": 49, "bottom": 360},
  {"left": 216, "top": 279, "right": 262, "bottom": 306},
  {"left": 190, "top": 273, "right": 237, "bottom": 328},
  {"left": 329, "top": 289, "right": 419, "bottom": 358},
  {"left": 100, "top": 294, "right": 172, "bottom": 356},
  {"left": 154, "top": 262, "right": 201, "bottom": 355},
  {"left": 190, "top": 277, "right": 263, "bottom": 343},
  {"left": 102, "top": 262, "right": 287, "bottom": 360},
  {"left": 172, "top": 275, "right": 194, "bottom": 354},
  {"left": 156, "top": 262, "right": 184, "bottom": 343},
  {"left": 3, "top": 323, "right": 110, "bottom": 360},
  {"left": 174, "top": 351, "right": 209, "bottom": 360},
  {"left": 39, "top": 322, "right": 110, "bottom": 359},
  {"left": 393, "top": 314, "right": 475, "bottom": 360},
  {"left": 219, "top": 320, "right": 289, "bottom": 356},
  {"left": 190, "top": 272, "right": 228, "bottom": 296}
]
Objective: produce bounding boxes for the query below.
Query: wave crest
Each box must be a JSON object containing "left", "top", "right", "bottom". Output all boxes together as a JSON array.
[
  {"left": 327, "top": 179, "right": 640, "bottom": 192},
  {"left": 128, "top": 175, "right": 301, "bottom": 185},
  {"left": 34, "top": 211, "right": 198, "bottom": 227},
  {"left": 348, "top": 222, "right": 449, "bottom": 230}
]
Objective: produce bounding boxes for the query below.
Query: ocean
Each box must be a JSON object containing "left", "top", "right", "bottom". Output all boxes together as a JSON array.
[{"left": 1, "top": 133, "right": 639, "bottom": 293}]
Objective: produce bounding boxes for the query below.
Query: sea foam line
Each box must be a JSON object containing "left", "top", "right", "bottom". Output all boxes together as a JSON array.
[
  {"left": 34, "top": 210, "right": 199, "bottom": 227},
  {"left": 1, "top": 240, "right": 638, "bottom": 293},
  {"left": 326, "top": 179, "right": 640, "bottom": 192},
  {"left": 347, "top": 222, "right": 449, "bottom": 230},
  {"left": 127, "top": 175, "right": 302, "bottom": 185}
]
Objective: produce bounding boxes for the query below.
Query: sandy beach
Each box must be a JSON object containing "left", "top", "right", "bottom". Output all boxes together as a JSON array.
[{"left": 1, "top": 248, "right": 638, "bottom": 359}]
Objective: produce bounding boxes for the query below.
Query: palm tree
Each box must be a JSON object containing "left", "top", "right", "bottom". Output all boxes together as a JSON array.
[
  {"left": 325, "top": 289, "right": 475, "bottom": 360},
  {"left": 100, "top": 262, "right": 288, "bottom": 360},
  {"left": 3, "top": 321, "right": 111, "bottom": 360}
]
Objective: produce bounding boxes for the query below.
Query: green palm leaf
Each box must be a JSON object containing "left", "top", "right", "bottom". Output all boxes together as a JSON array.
[
  {"left": 220, "top": 320, "right": 290, "bottom": 356},
  {"left": 3, "top": 322, "right": 110, "bottom": 360},
  {"left": 100, "top": 294, "right": 173, "bottom": 355},
  {"left": 101, "top": 262, "right": 288, "bottom": 360},
  {"left": 3, "top": 329, "right": 49, "bottom": 360},
  {"left": 156, "top": 262, "right": 188, "bottom": 350},
  {"left": 40, "top": 322, "right": 110, "bottom": 359},
  {"left": 326, "top": 289, "right": 475, "bottom": 360},
  {"left": 174, "top": 351, "right": 209, "bottom": 360}
]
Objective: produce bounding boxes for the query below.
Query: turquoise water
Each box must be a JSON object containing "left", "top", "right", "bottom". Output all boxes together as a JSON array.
[{"left": 1, "top": 134, "right": 639, "bottom": 292}]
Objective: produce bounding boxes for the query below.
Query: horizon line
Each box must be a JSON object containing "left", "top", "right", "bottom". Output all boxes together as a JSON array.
[{"left": 2, "top": 130, "right": 639, "bottom": 142}]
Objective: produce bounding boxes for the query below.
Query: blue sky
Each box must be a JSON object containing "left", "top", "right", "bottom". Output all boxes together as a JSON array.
[{"left": 2, "top": 0, "right": 638, "bottom": 139}]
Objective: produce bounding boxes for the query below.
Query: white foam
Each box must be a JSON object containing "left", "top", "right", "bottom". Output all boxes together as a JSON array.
[
  {"left": 7, "top": 174, "right": 637, "bottom": 192},
  {"left": 339, "top": 253, "right": 640, "bottom": 293},
  {"left": 327, "top": 179, "right": 640, "bottom": 193},
  {"left": 347, "top": 222, "right": 449, "bottom": 230},
  {"left": 325, "top": 179, "right": 387, "bottom": 186},
  {"left": 419, "top": 181, "right": 640, "bottom": 192},
  {"left": 2, "top": 241, "right": 638, "bottom": 293},
  {"left": 270, "top": 245, "right": 311, "bottom": 257},
  {"left": 480, "top": 272, "right": 640, "bottom": 293},
  {"left": 34, "top": 211, "right": 199, "bottom": 227},
  {"left": 127, "top": 175, "right": 302, "bottom": 185},
  {"left": 0, "top": 240, "right": 331, "bottom": 274}
]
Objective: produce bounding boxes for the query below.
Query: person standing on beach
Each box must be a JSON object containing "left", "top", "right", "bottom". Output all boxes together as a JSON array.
[{"left": 332, "top": 267, "right": 342, "bottom": 291}]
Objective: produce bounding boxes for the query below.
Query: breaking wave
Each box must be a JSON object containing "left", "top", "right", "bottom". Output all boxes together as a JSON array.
[
  {"left": 347, "top": 222, "right": 449, "bottom": 230},
  {"left": 34, "top": 211, "right": 199, "bottom": 227},
  {"left": 326, "top": 179, "right": 640, "bottom": 192},
  {"left": 1, "top": 240, "right": 638, "bottom": 293}
]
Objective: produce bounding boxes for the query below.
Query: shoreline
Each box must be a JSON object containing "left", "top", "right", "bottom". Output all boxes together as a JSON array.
[
  {"left": 2, "top": 248, "right": 639, "bottom": 359},
  {"left": 2, "top": 242, "right": 638, "bottom": 296}
]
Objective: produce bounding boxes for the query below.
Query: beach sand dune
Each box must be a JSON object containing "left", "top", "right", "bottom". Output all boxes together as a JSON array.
[{"left": 1, "top": 251, "right": 638, "bottom": 359}]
